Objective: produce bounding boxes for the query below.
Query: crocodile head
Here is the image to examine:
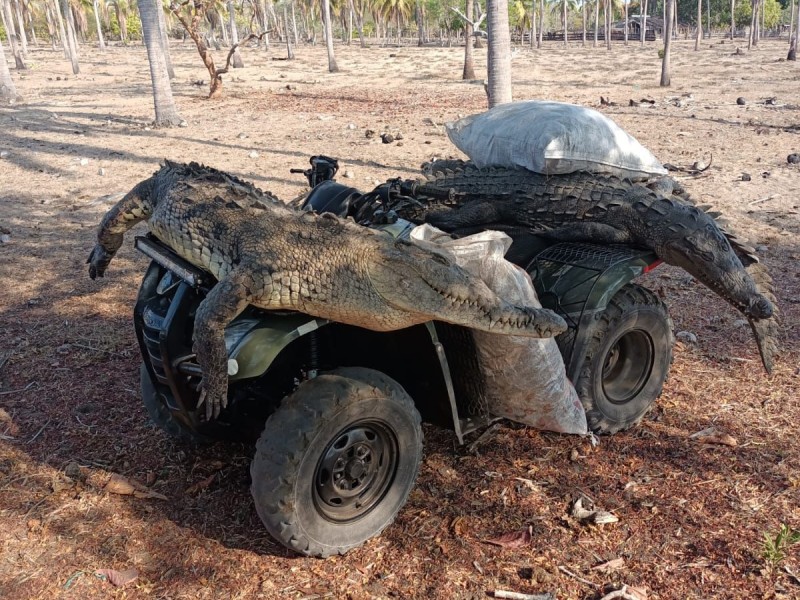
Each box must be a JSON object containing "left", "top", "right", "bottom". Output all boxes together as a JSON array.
[
  {"left": 367, "top": 239, "right": 567, "bottom": 338},
  {"left": 659, "top": 216, "right": 774, "bottom": 320}
]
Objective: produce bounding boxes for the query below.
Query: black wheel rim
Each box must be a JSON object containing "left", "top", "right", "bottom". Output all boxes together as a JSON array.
[
  {"left": 313, "top": 420, "right": 398, "bottom": 523},
  {"left": 601, "top": 330, "right": 654, "bottom": 405}
]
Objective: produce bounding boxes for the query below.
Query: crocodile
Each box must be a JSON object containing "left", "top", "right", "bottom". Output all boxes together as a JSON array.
[
  {"left": 379, "top": 160, "right": 779, "bottom": 372},
  {"left": 87, "top": 161, "right": 567, "bottom": 418}
]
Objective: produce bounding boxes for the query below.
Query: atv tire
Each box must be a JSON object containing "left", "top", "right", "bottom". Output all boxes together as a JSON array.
[
  {"left": 572, "top": 284, "right": 674, "bottom": 434},
  {"left": 250, "top": 367, "right": 423, "bottom": 557},
  {"left": 140, "top": 364, "right": 208, "bottom": 443}
]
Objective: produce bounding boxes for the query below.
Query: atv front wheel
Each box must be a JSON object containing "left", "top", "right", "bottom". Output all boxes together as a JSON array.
[
  {"left": 250, "top": 367, "right": 423, "bottom": 557},
  {"left": 572, "top": 284, "right": 674, "bottom": 434},
  {"left": 140, "top": 364, "right": 208, "bottom": 443}
]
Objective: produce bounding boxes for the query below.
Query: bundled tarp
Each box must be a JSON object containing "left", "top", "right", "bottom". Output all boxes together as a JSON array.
[
  {"left": 410, "top": 225, "right": 587, "bottom": 435},
  {"left": 445, "top": 100, "right": 667, "bottom": 180}
]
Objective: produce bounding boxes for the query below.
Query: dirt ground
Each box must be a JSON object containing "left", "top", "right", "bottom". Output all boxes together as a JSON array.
[{"left": 1, "top": 37, "right": 799, "bottom": 600}]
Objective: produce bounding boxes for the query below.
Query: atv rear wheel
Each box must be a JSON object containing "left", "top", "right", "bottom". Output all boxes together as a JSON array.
[
  {"left": 572, "top": 284, "right": 674, "bottom": 434},
  {"left": 250, "top": 367, "right": 423, "bottom": 557}
]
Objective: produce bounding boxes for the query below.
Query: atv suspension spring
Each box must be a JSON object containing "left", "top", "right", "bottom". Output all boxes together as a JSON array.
[{"left": 307, "top": 331, "right": 320, "bottom": 378}]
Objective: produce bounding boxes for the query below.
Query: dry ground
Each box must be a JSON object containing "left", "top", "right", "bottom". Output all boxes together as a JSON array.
[{"left": 0, "top": 36, "right": 799, "bottom": 600}]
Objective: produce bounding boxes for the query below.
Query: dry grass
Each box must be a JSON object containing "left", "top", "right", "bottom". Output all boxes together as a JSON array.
[{"left": 1, "top": 38, "right": 799, "bottom": 599}]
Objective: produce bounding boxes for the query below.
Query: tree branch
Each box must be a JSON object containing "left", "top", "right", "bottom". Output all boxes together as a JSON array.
[{"left": 217, "top": 30, "right": 272, "bottom": 75}]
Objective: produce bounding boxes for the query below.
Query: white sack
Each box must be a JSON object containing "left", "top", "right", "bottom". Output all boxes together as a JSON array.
[
  {"left": 410, "top": 225, "right": 587, "bottom": 435},
  {"left": 445, "top": 100, "right": 667, "bottom": 180}
]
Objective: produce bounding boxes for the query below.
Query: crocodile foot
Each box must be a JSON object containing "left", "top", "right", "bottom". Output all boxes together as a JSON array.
[{"left": 196, "top": 378, "right": 228, "bottom": 420}]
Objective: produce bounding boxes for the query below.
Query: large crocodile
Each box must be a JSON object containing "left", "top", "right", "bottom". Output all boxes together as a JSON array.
[
  {"left": 379, "top": 160, "right": 779, "bottom": 372},
  {"left": 87, "top": 161, "right": 567, "bottom": 418}
]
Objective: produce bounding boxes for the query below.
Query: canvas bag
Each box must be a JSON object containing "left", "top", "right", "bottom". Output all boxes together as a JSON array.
[
  {"left": 445, "top": 100, "right": 667, "bottom": 180},
  {"left": 410, "top": 225, "right": 587, "bottom": 435}
]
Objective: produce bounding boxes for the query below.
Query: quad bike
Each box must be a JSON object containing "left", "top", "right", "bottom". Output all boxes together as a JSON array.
[{"left": 133, "top": 156, "right": 674, "bottom": 557}]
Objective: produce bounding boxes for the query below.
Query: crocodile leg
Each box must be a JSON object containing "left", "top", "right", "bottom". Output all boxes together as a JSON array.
[
  {"left": 193, "top": 272, "right": 254, "bottom": 419},
  {"left": 87, "top": 181, "right": 153, "bottom": 279}
]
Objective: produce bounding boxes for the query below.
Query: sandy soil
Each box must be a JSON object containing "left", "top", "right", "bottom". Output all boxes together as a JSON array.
[{"left": 0, "top": 37, "right": 799, "bottom": 599}]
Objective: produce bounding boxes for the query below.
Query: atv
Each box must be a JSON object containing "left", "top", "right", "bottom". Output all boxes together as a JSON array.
[{"left": 134, "top": 156, "right": 674, "bottom": 557}]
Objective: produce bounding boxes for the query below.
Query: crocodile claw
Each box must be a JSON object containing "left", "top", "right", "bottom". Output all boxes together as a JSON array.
[
  {"left": 87, "top": 244, "right": 113, "bottom": 280},
  {"left": 196, "top": 378, "right": 228, "bottom": 420}
]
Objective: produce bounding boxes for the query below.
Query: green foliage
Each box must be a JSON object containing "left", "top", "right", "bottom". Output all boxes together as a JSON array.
[{"left": 762, "top": 524, "right": 800, "bottom": 567}]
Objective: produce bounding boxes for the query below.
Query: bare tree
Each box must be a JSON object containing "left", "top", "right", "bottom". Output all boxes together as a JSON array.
[
  {"left": 748, "top": 0, "right": 760, "bottom": 49},
  {"left": 0, "top": 37, "right": 19, "bottom": 100},
  {"left": 660, "top": 0, "right": 674, "bottom": 85},
  {"left": 451, "top": 2, "right": 485, "bottom": 79},
  {"left": 486, "top": 0, "right": 512, "bottom": 107}
]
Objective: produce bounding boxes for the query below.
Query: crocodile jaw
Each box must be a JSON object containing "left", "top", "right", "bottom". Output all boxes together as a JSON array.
[{"left": 368, "top": 241, "right": 567, "bottom": 338}]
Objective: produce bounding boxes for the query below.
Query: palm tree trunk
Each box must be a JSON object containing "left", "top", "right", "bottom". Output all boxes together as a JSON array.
[
  {"left": 486, "top": 0, "right": 512, "bottom": 107},
  {"left": 730, "top": 0, "right": 735, "bottom": 39},
  {"left": 92, "top": 0, "right": 105, "bottom": 49},
  {"left": 139, "top": 0, "right": 183, "bottom": 125},
  {"left": 44, "top": 4, "right": 58, "bottom": 50},
  {"left": 291, "top": 0, "right": 299, "bottom": 45},
  {"left": 660, "top": 0, "right": 673, "bottom": 85},
  {"left": 0, "top": 37, "right": 18, "bottom": 99},
  {"left": 13, "top": 0, "right": 28, "bottom": 55},
  {"left": 283, "top": 2, "right": 294, "bottom": 58},
  {"left": 60, "top": 0, "right": 80, "bottom": 74},
  {"left": 52, "top": 0, "right": 69, "bottom": 56},
  {"left": 563, "top": 0, "right": 567, "bottom": 45},
  {"left": 695, "top": 0, "right": 701, "bottom": 49},
  {"left": 463, "top": 0, "right": 476, "bottom": 78},
  {"left": 641, "top": 0, "right": 647, "bottom": 44},
  {"left": 605, "top": 0, "right": 611, "bottom": 50},
  {"left": 538, "top": 0, "right": 543, "bottom": 47},
  {"left": 748, "top": 0, "right": 757, "bottom": 48},
  {"left": 530, "top": 0, "right": 536, "bottom": 47},
  {"left": 582, "top": 1, "right": 586, "bottom": 45},
  {"left": 594, "top": 0, "right": 599, "bottom": 46},
  {"left": 156, "top": 0, "right": 175, "bottom": 78},
  {"left": 789, "top": 0, "right": 796, "bottom": 47},
  {"left": 1, "top": 0, "right": 26, "bottom": 69},
  {"left": 789, "top": 5, "right": 799, "bottom": 59},
  {"left": 227, "top": 0, "right": 243, "bottom": 66},
  {"left": 620, "top": 0, "right": 626, "bottom": 43},
  {"left": 322, "top": 0, "right": 338, "bottom": 71}
]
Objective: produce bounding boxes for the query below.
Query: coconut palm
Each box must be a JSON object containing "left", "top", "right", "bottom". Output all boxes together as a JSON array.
[
  {"left": 486, "top": 0, "right": 511, "bottom": 107},
  {"left": 322, "top": 0, "right": 338, "bottom": 70},
  {"left": 0, "top": 37, "right": 18, "bottom": 99},
  {"left": 139, "top": 0, "right": 183, "bottom": 124},
  {"left": 92, "top": 0, "right": 106, "bottom": 47},
  {"left": 1, "top": 0, "right": 27, "bottom": 68},
  {"left": 660, "top": 0, "right": 673, "bottom": 85},
  {"left": 60, "top": 0, "right": 80, "bottom": 73}
]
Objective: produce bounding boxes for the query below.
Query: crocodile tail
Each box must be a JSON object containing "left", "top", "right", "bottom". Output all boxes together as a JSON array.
[
  {"left": 87, "top": 179, "right": 154, "bottom": 279},
  {"left": 745, "top": 260, "right": 781, "bottom": 373}
]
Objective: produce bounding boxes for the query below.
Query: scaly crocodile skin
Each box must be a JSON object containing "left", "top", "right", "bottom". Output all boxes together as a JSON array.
[
  {"left": 403, "top": 160, "right": 779, "bottom": 373},
  {"left": 88, "top": 161, "right": 566, "bottom": 418}
]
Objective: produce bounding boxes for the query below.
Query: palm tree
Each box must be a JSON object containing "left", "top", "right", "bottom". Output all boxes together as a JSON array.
[
  {"left": 1, "top": 0, "right": 27, "bottom": 69},
  {"left": 60, "top": 0, "right": 80, "bottom": 73},
  {"left": 322, "top": 0, "right": 338, "bottom": 70},
  {"left": 486, "top": 0, "right": 512, "bottom": 107},
  {"left": 694, "top": 0, "right": 700, "bottom": 50},
  {"left": 463, "top": 0, "right": 476, "bottom": 78},
  {"left": 139, "top": 0, "right": 183, "bottom": 124},
  {"left": 92, "top": 0, "right": 106, "bottom": 48},
  {"left": 0, "top": 37, "right": 19, "bottom": 100},
  {"left": 156, "top": 0, "right": 175, "bottom": 78},
  {"left": 660, "top": 0, "right": 673, "bottom": 85}
]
